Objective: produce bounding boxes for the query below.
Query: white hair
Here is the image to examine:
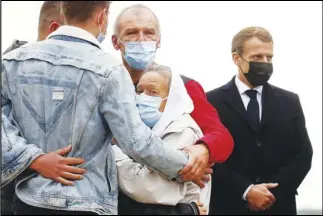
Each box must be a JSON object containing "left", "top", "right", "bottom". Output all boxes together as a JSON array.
[
  {"left": 145, "top": 65, "right": 172, "bottom": 89},
  {"left": 113, "top": 4, "right": 161, "bottom": 36}
]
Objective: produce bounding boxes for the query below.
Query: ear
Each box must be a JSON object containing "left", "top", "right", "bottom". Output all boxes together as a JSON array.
[
  {"left": 97, "top": 9, "right": 107, "bottom": 26},
  {"left": 111, "top": 35, "right": 120, "bottom": 50},
  {"left": 48, "top": 22, "right": 61, "bottom": 35},
  {"left": 232, "top": 52, "right": 240, "bottom": 66}
]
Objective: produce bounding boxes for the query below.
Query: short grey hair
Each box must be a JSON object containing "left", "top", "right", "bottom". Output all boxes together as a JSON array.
[
  {"left": 145, "top": 65, "right": 172, "bottom": 89},
  {"left": 113, "top": 4, "right": 161, "bottom": 36}
]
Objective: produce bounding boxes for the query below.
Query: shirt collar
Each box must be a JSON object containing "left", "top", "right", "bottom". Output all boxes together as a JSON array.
[
  {"left": 46, "top": 25, "right": 102, "bottom": 49},
  {"left": 235, "top": 75, "right": 263, "bottom": 95}
]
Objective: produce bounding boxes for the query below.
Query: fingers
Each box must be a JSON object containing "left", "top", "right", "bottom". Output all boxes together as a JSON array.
[
  {"left": 265, "top": 183, "right": 279, "bottom": 189},
  {"left": 196, "top": 201, "right": 207, "bottom": 214},
  {"left": 204, "top": 167, "right": 213, "bottom": 175},
  {"left": 64, "top": 157, "right": 85, "bottom": 165},
  {"left": 249, "top": 203, "right": 266, "bottom": 212},
  {"left": 195, "top": 167, "right": 206, "bottom": 181},
  {"left": 261, "top": 192, "right": 275, "bottom": 211},
  {"left": 182, "top": 164, "right": 200, "bottom": 181},
  {"left": 55, "top": 177, "right": 74, "bottom": 186},
  {"left": 262, "top": 203, "right": 272, "bottom": 211},
  {"left": 180, "top": 144, "right": 209, "bottom": 176},
  {"left": 262, "top": 201, "right": 274, "bottom": 211},
  {"left": 182, "top": 158, "right": 205, "bottom": 181},
  {"left": 193, "top": 179, "right": 206, "bottom": 188},
  {"left": 179, "top": 153, "right": 195, "bottom": 176},
  {"left": 262, "top": 186, "right": 276, "bottom": 203},
  {"left": 55, "top": 145, "right": 72, "bottom": 155},
  {"left": 196, "top": 202, "right": 207, "bottom": 215},
  {"left": 208, "top": 162, "right": 215, "bottom": 167},
  {"left": 202, "top": 175, "right": 210, "bottom": 182},
  {"left": 199, "top": 208, "right": 207, "bottom": 212},
  {"left": 61, "top": 172, "right": 83, "bottom": 181},
  {"left": 199, "top": 207, "right": 207, "bottom": 215},
  {"left": 248, "top": 205, "right": 258, "bottom": 212},
  {"left": 247, "top": 203, "right": 257, "bottom": 212},
  {"left": 63, "top": 165, "right": 86, "bottom": 174},
  {"left": 266, "top": 191, "right": 276, "bottom": 203},
  {"left": 196, "top": 201, "right": 204, "bottom": 207}
]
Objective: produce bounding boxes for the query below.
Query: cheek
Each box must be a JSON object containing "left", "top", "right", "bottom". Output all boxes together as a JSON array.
[
  {"left": 244, "top": 62, "right": 251, "bottom": 72},
  {"left": 120, "top": 45, "right": 126, "bottom": 54},
  {"left": 116, "top": 43, "right": 126, "bottom": 54},
  {"left": 239, "top": 61, "right": 250, "bottom": 72}
]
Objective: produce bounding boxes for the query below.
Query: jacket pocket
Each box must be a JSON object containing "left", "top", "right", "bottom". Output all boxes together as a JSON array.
[{"left": 106, "top": 153, "right": 118, "bottom": 194}]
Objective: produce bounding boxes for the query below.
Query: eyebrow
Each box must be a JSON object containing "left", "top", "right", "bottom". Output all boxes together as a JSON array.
[
  {"left": 124, "top": 28, "right": 138, "bottom": 33},
  {"left": 124, "top": 27, "right": 156, "bottom": 34},
  {"left": 148, "top": 82, "right": 159, "bottom": 91},
  {"left": 145, "top": 27, "right": 156, "bottom": 32},
  {"left": 251, "top": 53, "right": 273, "bottom": 57}
]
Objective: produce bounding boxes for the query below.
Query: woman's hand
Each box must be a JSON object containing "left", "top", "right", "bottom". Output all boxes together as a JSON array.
[{"left": 196, "top": 201, "right": 207, "bottom": 215}]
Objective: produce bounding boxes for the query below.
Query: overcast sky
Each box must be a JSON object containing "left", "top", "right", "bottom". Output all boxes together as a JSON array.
[{"left": 2, "top": 1, "right": 322, "bottom": 212}]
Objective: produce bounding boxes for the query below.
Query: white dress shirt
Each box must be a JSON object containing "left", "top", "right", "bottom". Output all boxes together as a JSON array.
[
  {"left": 234, "top": 75, "right": 263, "bottom": 120},
  {"left": 234, "top": 75, "right": 263, "bottom": 201}
]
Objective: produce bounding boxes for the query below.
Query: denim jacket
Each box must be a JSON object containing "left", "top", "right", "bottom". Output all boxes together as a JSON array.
[{"left": 1, "top": 26, "right": 188, "bottom": 214}]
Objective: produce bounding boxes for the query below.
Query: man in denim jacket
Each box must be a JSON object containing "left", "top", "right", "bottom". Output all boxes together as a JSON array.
[
  {"left": 1, "top": 2, "right": 63, "bottom": 215},
  {"left": 1, "top": 1, "right": 201, "bottom": 215}
]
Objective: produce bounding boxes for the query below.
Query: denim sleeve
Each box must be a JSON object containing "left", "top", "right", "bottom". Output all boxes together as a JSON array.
[
  {"left": 99, "top": 65, "right": 188, "bottom": 179},
  {"left": 1, "top": 64, "right": 44, "bottom": 187}
]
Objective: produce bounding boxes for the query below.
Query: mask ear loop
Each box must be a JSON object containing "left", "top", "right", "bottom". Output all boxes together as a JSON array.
[
  {"left": 98, "top": 12, "right": 103, "bottom": 36},
  {"left": 117, "top": 38, "right": 128, "bottom": 59},
  {"left": 98, "top": 10, "right": 108, "bottom": 36},
  {"left": 118, "top": 37, "right": 126, "bottom": 45},
  {"left": 238, "top": 55, "right": 249, "bottom": 74},
  {"left": 240, "top": 55, "right": 249, "bottom": 63}
]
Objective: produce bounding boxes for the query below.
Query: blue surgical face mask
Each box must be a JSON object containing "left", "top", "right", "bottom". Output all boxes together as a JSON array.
[
  {"left": 97, "top": 11, "right": 108, "bottom": 43},
  {"left": 97, "top": 34, "right": 106, "bottom": 44},
  {"left": 119, "top": 38, "right": 157, "bottom": 70},
  {"left": 136, "top": 93, "right": 167, "bottom": 128}
]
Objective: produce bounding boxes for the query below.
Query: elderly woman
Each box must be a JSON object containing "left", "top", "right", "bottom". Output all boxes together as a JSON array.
[{"left": 112, "top": 65, "right": 211, "bottom": 215}]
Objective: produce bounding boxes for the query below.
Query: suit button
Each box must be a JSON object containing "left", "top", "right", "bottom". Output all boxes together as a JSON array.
[
  {"left": 256, "top": 140, "right": 262, "bottom": 147},
  {"left": 256, "top": 177, "right": 261, "bottom": 183}
]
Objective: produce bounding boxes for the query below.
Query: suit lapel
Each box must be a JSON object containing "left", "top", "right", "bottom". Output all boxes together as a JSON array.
[{"left": 222, "top": 77, "right": 260, "bottom": 132}]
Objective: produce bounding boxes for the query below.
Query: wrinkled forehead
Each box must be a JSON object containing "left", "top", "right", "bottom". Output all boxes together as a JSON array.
[
  {"left": 140, "top": 72, "right": 170, "bottom": 89},
  {"left": 141, "top": 71, "right": 167, "bottom": 83},
  {"left": 118, "top": 8, "right": 159, "bottom": 34}
]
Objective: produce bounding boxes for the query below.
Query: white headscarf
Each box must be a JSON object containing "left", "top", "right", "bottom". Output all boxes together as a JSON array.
[{"left": 151, "top": 67, "right": 194, "bottom": 137}]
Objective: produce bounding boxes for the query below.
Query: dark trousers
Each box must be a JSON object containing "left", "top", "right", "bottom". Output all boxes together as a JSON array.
[
  {"left": 13, "top": 197, "right": 97, "bottom": 215},
  {"left": 1, "top": 182, "right": 15, "bottom": 215}
]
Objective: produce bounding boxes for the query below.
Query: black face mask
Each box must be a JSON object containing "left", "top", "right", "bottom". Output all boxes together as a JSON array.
[{"left": 240, "top": 57, "right": 273, "bottom": 86}]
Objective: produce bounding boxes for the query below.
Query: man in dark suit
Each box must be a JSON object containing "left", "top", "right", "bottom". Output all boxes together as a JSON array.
[{"left": 207, "top": 26, "right": 313, "bottom": 215}]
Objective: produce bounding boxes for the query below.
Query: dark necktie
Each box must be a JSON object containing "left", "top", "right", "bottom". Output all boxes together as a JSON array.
[{"left": 245, "top": 89, "right": 260, "bottom": 128}]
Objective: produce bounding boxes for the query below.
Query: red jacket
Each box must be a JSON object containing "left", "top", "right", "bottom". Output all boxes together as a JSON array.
[{"left": 185, "top": 79, "right": 234, "bottom": 163}]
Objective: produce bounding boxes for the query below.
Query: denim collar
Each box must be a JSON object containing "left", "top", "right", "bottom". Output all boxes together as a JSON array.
[{"left": 47, "top": 25, "right": 102, "bottom": 49}]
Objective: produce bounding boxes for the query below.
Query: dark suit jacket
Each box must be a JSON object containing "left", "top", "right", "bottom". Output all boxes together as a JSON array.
[{"left": 206, "top": 76, "right": 313, "bottom": 215}]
